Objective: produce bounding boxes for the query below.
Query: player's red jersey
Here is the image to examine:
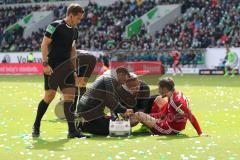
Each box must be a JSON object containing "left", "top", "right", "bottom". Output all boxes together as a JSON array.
[
  {"left": 170, "top": 50, "right": 180, "bottom": 61},
  {"left": 150, "top": 90, "right": 202, "bottom": 135}
]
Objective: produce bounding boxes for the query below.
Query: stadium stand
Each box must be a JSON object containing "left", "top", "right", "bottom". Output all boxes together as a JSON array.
[
  {"left": 0, "top": 4, "right": 67, "bottom": 52},
  {"left": 0, "top": 0, "right": 239, "bottom": 66},
  {"left": 0, "top": 0, "right": 71, "bottom": 4},
  {"left": 0, "top": 5, "right": 41, "bottom": 30}
]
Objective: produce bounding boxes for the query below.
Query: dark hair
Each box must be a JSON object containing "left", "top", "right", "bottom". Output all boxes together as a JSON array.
[
  {"left": 126, "top": 76, "right": 138, "bottom": 83},
  {"left": 158, "top": 77, "right": 175, "bottom": 91},
  {"left": 116, "top": 67, "right": 130, "bottom": 76},
  {"left": 67, "top": 3, "right": 84, "bottom": 16}
]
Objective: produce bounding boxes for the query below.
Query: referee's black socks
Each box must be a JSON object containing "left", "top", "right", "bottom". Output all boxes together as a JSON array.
[
  {"left": 64, "top": 101, "right": 76, "bottom": 133},
  {"left": 33, "top": 99, "right": 49, "bottom": 128}
]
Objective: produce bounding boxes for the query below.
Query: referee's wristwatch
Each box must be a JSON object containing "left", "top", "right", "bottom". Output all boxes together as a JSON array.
[{"left": 42, "top": 61, "right": 49, "bottom": 67}]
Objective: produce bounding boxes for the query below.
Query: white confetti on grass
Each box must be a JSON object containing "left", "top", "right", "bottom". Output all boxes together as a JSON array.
[
  {"left": 118, "top": 152, "right": 127, "bottom": 156},
  {"left": 132, "top": 149, "right": 138, "bottom": 153},
  {"left": 115, "top": 155, "right": 122, "bottom": 159},
  {"left": 180, "top": 154, "right": 189, "bottom": 160},
  {"left": 135, "top": 140, "right": 140, "bottom": 143},
  {"left": 208, "top": 156, "right": 216, "bottom": 160},
  {"left": 113, "top": 145, "right": 119, "bottom": 148},
  {"left": 189, "top": 155, "right": 198, "bottom": 159},
  {"left": 107, "top": 156, "right": 113, "bottom": 160}
]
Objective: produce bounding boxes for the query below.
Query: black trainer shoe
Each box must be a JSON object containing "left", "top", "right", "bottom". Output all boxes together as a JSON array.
[
  {"left": 32, "top": 125, "right": 40, "bottom": 138},
  {"left": 67, "top": 132, "right": 91, "bottom": 139}
]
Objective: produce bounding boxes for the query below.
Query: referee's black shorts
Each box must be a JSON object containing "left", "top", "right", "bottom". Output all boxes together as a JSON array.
[
  {"left": 77, "top": 53, "right": 96, "bottom": 77},
  {"left": 44, "top": 61, "right": 75, "bottom": 91}
]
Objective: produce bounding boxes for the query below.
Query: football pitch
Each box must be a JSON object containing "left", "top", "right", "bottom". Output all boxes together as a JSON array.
[{"left": 0, "top": 74, "right": 239, "bottom": 160}]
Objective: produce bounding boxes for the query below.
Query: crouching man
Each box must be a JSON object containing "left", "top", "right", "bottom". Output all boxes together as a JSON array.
[{"left": 75, "top": 67, "right": 133, "bottom": 135}]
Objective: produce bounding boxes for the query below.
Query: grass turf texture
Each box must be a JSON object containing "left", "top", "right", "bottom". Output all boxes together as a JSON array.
[{"left": 0, "top": 75, "right": 239, "bottom": 160}]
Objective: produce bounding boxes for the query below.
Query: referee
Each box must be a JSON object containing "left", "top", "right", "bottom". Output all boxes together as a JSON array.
[{"left": 32, "top": 3, "right": 86, "bottom": 138}]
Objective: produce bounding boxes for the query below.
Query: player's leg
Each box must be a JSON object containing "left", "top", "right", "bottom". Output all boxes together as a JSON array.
[
  {"left": 172, "top": 62, "right": 177, "bottom": 76},
  {"left": 224, "top": 64, "right": 230, "bottom": 76},
  {"left": 32, "top": 74, "right": 57, "bottom": 137},
  {"left": 230, "top": 67, "right": 235, "bottom": 77},
  {"left": 134, "top": 112, "right": 177, "bottom": 135},
  {"left": 174, "top": 61, "right": 182, "bottom": 76},
  {"left": 230, "top": 63, "right": 237, "bottom": 77},
  {"left": 133, "top": 112, "right": 158, "bottom": 129},
  {"left": 134, "top": 95, "right": 166, "bottom": 133},
  {"left": 130, "top": 115, "right": 139, "bottom": 127},
  {"left": 73, "top": 54, "right": 97, "bottom": 112}
]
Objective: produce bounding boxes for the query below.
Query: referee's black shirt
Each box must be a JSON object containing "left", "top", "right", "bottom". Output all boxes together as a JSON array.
[{"left": 45, "top": 20, "right": 78, "bottom": 68}]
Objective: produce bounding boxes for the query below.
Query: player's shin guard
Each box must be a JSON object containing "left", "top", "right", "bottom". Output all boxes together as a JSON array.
[{"left": 64, "top": 101, "right": 76, "bottom": 133}]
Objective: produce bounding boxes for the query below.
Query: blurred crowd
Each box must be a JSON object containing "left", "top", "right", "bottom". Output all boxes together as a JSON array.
[
  {"left": 0, "top": 4, "right": 66, "bottom": 51},
  {"left": 0, "top": 0, "right": 69, "bottom": 4},
  {"left": 113, "top": 49, "right": 204, "bottom": 67},
  {"left": 1, "top": 0, "right": 240, "bottom": 56}
]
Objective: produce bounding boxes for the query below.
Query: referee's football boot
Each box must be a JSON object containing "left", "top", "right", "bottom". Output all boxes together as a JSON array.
[{"left": 32, "top": 125, "right": 40, "bottom": 138}]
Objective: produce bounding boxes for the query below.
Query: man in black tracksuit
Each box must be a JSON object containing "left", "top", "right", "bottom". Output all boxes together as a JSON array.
[{"left": 75, "top": 68, "right": 134, "bottom": 135}]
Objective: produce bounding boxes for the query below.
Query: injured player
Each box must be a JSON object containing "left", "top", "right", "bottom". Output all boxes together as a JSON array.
[{"left": 131, "top": 77, "right": 208, "bottom": 136}]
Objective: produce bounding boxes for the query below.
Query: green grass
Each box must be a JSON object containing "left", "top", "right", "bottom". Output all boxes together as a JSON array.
[{"left": 0, "top": 74, "right": 240, "bottom": 160}]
